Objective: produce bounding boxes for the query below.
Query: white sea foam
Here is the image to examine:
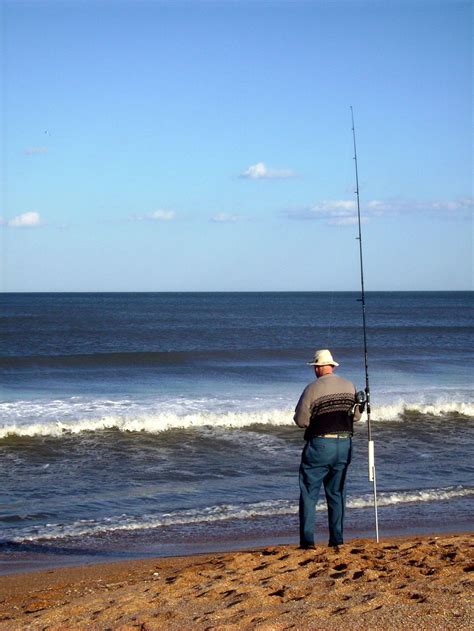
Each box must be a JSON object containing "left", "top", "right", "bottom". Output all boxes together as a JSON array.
[
  {"left": 0, "top": 409, "right": 292, "bottom": 439},
  {"left": 373, "top": 400, "right": 474, "bottom": 421},
  {"left": 0, "top": 397, "right": 473, "bottom": 439},
  {"left": 9, "top": 485, "right": 473, "bottom": 542}
]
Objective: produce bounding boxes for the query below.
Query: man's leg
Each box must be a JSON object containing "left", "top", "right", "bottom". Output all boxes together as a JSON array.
[
  {"left": 299, "top": 439, "right": 330, "bottom": 547},
  {"left": 323, "top": 438, "right": 352, "bottom": 546}
]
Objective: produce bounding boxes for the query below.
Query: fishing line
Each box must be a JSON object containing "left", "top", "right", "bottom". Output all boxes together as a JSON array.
[{"left": 325, "top": 291, "right": 335, "bottom": 347}]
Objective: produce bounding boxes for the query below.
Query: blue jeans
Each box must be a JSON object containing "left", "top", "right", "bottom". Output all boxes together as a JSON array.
[{"left": 299, "top": 437, "right": 352, "bottom": 547}]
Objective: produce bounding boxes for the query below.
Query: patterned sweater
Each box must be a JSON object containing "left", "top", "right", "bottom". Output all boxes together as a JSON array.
[{"left": 294, "top": 373, "right": 360, "bottom": 440}]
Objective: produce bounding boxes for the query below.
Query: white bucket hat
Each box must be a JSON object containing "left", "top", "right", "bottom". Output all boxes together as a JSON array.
[{"left": 307, "top": 349, "right": 339, "bottom": 367}]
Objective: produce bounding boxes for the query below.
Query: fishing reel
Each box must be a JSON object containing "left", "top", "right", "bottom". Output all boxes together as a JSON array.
[{"left": 351, "top": 390, "right": 367, "bottom": 416}]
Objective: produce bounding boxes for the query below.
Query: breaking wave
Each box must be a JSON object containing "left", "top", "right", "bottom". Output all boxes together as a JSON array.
[
  {"left": 7, "top": 486, "right": 473, "bottom": 543},
  {"left": 0, "top": 409, "right": 292, "bottom": 439},
  {"left": 0, "top": 399, "right": 473, "bottom": 440}
]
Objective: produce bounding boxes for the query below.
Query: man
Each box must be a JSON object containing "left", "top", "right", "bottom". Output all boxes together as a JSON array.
[{"left": 294, "top": 349, "right": 362, "bottom": 550}]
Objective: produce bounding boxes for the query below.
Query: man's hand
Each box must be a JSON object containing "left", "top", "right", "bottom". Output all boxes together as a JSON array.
[
  {"left": 357, "top": 401, "right": 366, "bottom": 414},
  {"left": 350, "top": 390, "right": 366, "bottom": 417}
]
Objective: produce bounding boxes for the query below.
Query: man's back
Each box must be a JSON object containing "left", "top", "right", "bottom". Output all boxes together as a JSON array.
[{"left": 294, "top": 373, "right": 358, "bottom": 439}]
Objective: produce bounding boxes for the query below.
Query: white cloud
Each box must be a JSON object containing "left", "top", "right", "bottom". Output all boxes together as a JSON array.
[
  {"left": 364, "top": 198, "right": 473, "bottom": 218},
  {"left": 240, "top": 161, "right": 296, "bottom": 179},
  {"left": 285, "top": 197, "right": 473, "bottom": 224},
  {"left": 211, "top": 213, "right": 243, "bottom": 223},
  {"left": 5, "top": 211, "right": 42, "bottom": 228},
  {"left": 132, "top": 209, "right": 176, "bottom": 221},
  {"left": 328, "top": 216, "right": 361, "bottom": 226},
  {"left": 147, "top": 210, "right": 175, "bottom": 221},
  {"left": 25, "top": 146, "right": 48, "bottom": 155},
  {"left": 285, "top": 200, "right": 358, "bottom": 223}
]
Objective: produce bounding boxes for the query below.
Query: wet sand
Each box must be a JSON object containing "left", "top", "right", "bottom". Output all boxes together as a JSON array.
[{"left": 0, "top": 533, "right": 472, "bottom": 630}]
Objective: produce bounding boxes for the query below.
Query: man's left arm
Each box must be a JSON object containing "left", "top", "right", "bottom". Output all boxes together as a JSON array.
[{"left": 293, "top": 385, "right": 313, "bottom": 428}]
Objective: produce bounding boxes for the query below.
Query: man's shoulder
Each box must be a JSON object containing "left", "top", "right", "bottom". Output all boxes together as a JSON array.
[
  {"left": 301, "top": 380, "right": 319, "bottom": 394},
  {"left": 321, "top": 373, "right": 356, "bottom": 392},
  {"left": 331, "top": 373, "right": 355, "bottom": 386}
]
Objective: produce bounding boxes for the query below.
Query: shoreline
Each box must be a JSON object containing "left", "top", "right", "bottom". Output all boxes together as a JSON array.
[
  {"left": 0, "top": 532, "right": 472, "bottom": 629},
  {"left": 2, "top": 518, "right": 472, "bottom": 577}
]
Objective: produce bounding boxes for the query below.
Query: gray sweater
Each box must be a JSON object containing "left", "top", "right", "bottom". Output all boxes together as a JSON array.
[{"left": 294, "top": 373, "right": 361, "bottom": 439}]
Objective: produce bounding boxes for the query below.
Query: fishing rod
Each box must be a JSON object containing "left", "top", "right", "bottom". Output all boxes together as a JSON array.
[{"left": 350, "top": 106, "right": 379, "bottom": 543}]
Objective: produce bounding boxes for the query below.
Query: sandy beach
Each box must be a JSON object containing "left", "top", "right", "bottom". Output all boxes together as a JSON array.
[{"left": 0, "top": 533, "right": 472, "bottom": 630}]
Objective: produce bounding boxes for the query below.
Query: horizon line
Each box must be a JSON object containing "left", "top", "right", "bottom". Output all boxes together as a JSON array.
[{"left": 1, "top": 289, "right": 472, "bottom": 295}]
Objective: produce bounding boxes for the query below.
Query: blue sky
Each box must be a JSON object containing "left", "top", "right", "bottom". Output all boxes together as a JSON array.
[{"left": 1, "top": 0, "right": 472, "bottom": 291}]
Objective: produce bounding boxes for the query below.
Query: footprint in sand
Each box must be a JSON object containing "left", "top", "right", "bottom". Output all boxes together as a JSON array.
[
  {"left": 361, "top": 592, "right": 377, "bottom": 602},
  {"left": 331, "top": 606, "right": 348, "bottom": 615},
  {"left": 226, "top": 596, "right": 246, "bottom": 608},
  {"left": 253, "top": 563, "right": 270, "bottom": 572},
  {"left": 298, "top": 558, "right": 313, "bottom": 567},
  {"left": 165, "top": 576, "right": 177, "bottom": 584},
  {"left": 409, "top": 592, "right": 428, "bottom": 603}
]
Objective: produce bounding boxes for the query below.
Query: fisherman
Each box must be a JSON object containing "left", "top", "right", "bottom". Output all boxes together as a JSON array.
[{"left": 294, "top": 349, "right": 363, "bottom": 550}]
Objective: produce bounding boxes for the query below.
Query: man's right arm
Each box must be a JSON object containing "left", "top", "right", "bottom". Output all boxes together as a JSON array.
[
  {"left": 351, "top": 384, "right": 363, "bottom": 422},
  {"left": 352, "top": 403, "right": 363, "bottom": 422}
]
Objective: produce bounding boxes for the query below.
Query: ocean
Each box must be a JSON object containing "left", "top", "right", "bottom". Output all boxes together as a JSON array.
[{"left": 1, "top": 292, "right": 473, "bottom": 572}]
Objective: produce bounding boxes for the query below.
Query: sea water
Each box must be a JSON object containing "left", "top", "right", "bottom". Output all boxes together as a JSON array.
[{"left": 0, "top": 292, "right": 473, "bottom": 569}]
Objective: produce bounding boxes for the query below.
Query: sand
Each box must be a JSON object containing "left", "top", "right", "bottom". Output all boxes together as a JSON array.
[{"left": 0, "top": 533, "right": 472, "bottom": 630}]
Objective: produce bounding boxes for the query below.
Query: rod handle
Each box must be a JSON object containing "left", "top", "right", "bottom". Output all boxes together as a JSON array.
[{"left": 368, "top": 440, "right": 375, "bottom": 481}]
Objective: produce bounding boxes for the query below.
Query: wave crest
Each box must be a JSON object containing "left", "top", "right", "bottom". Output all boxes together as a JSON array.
[
  {"left": 0, "top": 409, "right": 292, "bottom": 439},
  {"left": 8, "top": 485, "right": 473, "bottom": 543},
  {"left": 0, "top": 399, "right": 472, "bottom": 439}
]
